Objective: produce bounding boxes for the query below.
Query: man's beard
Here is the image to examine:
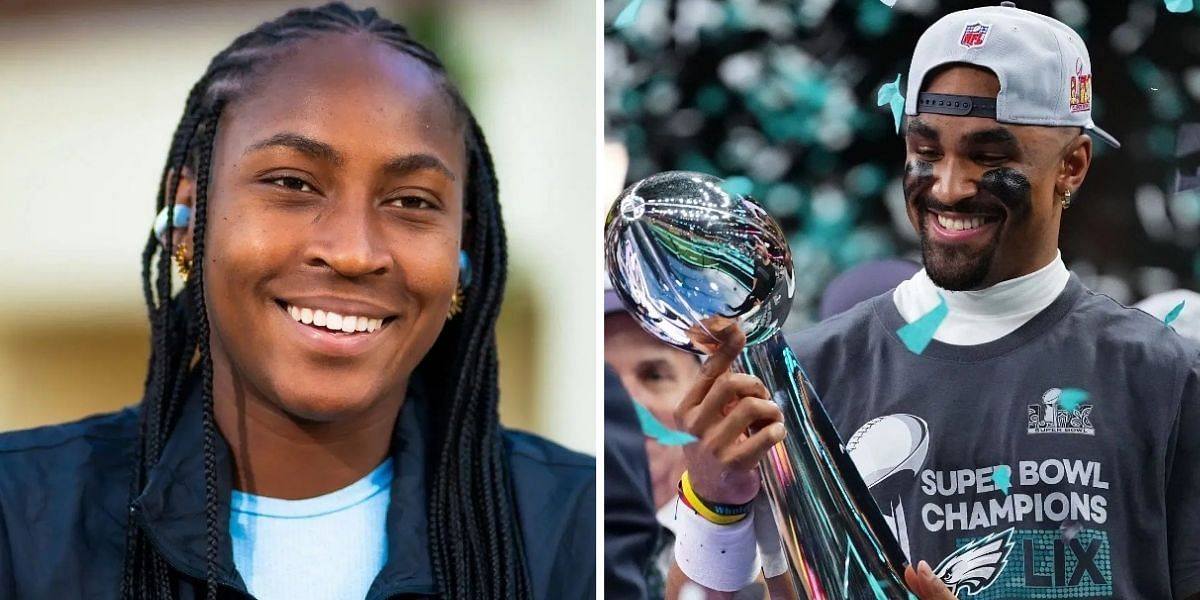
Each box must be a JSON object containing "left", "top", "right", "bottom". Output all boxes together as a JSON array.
[
  {"left": 906, "top": 165, "right": 1033, "bottom": 291},
  {"left": 918, "top": 213, "right": 1001, "bottom": 291}
]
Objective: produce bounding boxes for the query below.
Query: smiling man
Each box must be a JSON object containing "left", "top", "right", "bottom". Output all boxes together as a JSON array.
[{"left": 671, "top": 3, "right": 1200, "bottom": 599}]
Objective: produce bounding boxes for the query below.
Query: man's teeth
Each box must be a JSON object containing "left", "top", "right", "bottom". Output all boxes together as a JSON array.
[
  {"left": 936, "top": 214, "right": 988, "bottom": 231},
  {"left": 286, "top": 305, "right": 383, "bottom": 333}
]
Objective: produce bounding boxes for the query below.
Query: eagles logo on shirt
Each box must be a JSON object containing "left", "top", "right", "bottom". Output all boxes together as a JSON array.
[{"left": 933, "top": 528, "right": 1015, "bottom": 595}]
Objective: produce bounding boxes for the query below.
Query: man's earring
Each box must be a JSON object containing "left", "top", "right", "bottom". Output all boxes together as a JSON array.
[
  {"left": 1061, "top": 188, "right": 1072, "bottom": 210},
  {"left": 448, "top": 250, "right": 472, "bottom": 320},
  {"left": 174, "top": 243, "right": 193, "bottom": 283}
]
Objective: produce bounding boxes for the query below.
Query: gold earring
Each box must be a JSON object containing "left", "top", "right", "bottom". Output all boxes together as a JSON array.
[
  {"left": 1061, "top": 188, "right": 1072, "bottom": 210},
  {"left": 448, "top": 286, "right": 464, "bottom": 319},
  {"left": 173, "top": 243, "right": 193, "bottom": 282}
]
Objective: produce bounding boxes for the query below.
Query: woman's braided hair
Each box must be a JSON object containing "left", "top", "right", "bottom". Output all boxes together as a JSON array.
[{"left": 126, "top": 4, "right": 528, "bottom": 598}]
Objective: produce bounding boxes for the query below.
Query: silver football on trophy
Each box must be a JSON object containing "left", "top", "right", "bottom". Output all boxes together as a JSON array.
[{"left": 603, "top": 171, "right": 795, "bottom": 352}]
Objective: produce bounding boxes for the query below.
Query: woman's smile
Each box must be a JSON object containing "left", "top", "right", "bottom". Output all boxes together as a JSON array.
[{"left": 275, "top": 299, "right": 396, "bottom": 358}]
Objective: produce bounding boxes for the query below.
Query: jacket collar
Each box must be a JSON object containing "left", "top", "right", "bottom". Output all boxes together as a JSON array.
[{"left": 131, "top": 376, "right": 438, "bottom": 597}]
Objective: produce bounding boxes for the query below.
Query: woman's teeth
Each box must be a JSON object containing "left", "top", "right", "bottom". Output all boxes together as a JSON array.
[
  {"left": 936, "top": 214, "right": 988, "bottom": 231},
  {"left": 286, "top": 304, "right": 382, "bottom": 333}
]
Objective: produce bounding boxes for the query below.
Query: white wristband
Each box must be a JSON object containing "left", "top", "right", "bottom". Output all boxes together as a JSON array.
[
  {"left": 672, "top": 497, "right": 760, "bottom": 592},
  {"left": 751, "top": 491, "right": 789, "bottom": 578}
]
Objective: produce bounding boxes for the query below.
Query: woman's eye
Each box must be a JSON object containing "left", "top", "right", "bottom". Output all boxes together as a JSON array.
[
  {"left": 268, "top": 176, "right": 315, "bottom": 193},
  {"left": 390, "top": 195, "right": 435, "bottom": 209}
]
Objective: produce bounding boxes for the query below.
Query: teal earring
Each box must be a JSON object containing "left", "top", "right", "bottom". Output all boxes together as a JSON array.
[{"left": 153, "top": 204, "right": 192, "bottom": 241}]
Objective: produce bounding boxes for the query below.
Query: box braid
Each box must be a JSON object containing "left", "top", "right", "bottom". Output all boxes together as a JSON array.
[{"left": 125, "top": 4, "right": 530, "bottom": 599}]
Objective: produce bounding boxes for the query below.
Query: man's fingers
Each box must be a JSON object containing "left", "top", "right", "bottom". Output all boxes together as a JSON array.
[
  {"left": 694, "top": 320, "right": 746, "bottom": 379},
  {"left": 721, "top": 421, "right": 786, "bottom": 472},
  {"left": 904, "top": 560, "right": 954, "bottom": 599},
  {"left": 904, "top": 565, "right": 923, "bottom": 596},
  {"left": 686, "top": 373, "right": 769, "bottom": 434},
  {"left": 677, "top": 321, "right": 746, "bottom": 413},
  {"left": 705, "top": 396, "right": 782, "bottom": 450}
]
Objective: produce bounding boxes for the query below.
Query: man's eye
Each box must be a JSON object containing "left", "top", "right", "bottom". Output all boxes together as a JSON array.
[
  {"left": 268, "top": 176, "right": 315, "bottom": 193},
  {"left": 637, "top": 364, "right": 675, "bottom": 385}
]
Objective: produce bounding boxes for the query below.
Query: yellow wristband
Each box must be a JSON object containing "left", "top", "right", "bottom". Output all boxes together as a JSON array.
[{"left": 680, "top": 471, "right": 748, "bottom": 525}]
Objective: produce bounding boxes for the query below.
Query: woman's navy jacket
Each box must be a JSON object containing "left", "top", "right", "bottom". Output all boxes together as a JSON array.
[{"left": 0, "top": 383, "right": 595, "bottom": 599}]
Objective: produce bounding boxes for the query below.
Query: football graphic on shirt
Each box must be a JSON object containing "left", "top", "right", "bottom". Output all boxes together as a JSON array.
[{"left": 846, "top": 414, "right": 929, "bottom": 560}]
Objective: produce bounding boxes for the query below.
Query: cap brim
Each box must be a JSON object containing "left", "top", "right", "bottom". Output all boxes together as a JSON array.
[{"left": 1086, "top": 122, "right": 1120, "bottom": 149}]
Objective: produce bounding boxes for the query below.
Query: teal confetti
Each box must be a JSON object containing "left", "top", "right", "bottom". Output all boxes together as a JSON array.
[
  {"left": 857, "top": 0, "right": 896, "bottom": 36},
  {"left": 1165, "top": 0, "right": 1194, "bottom": 12},
  {"left": 1058, "top": 388, "right": 1090, "bottom": 412},
  {"left": 632, "top": 401, "right": 697, "bottom": 446},
  {"left": 993, "top": 465, "right": 1012, "bottom": 496},
  {"left": 1164, "top": 300, "right": 1186, "bottom": 327},
  {"left": 896, "top": 293, "right": 947, "bottom": 355},
  {"left": 721, "top": 176, "right": 755, "bottom": 197},
  {"left": 614, "top": 0, "right": 645, "bottom": 29},
  {"left": 876, "top": 73, "right": 904, "bottom": 133}
]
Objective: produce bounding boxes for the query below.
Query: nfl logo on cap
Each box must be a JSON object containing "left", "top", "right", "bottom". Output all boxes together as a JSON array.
[{"left": 960, "top": 22, "right": 990, "bottom": 48}]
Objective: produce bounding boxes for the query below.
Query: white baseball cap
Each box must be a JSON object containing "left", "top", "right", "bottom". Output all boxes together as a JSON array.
[{"left": 904, "top": 1, "right": 1120, "bottom": 148}]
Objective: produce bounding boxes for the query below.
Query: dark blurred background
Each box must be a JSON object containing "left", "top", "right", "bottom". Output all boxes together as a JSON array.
[{"left": 605, "top": 0, "right": 1200, "bottom": 330}]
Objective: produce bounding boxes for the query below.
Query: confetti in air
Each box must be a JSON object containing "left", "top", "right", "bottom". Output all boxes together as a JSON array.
[
  {"left": 633, "top": 401, "right": 697, "bottom": 446},
  {"left": 1058, "top": 388, "right": 1090, "bottom": 412},
  {"left": 993, "top": 465, "right": 1012, "bottom": 496},
  {"left": 721, "top": 176, "right": 754, "bottom": 197},
  {"left": 614, "top": 0, "right": 645, "bottom": 29},
  {"left": 1164, "top": 300, "right": 1185, "bottom": 327},
  {"left": 877, "top": 73, "right": 905, "bottom": 133},
  {"left": 896, "top": 293, "right": 947, "bottom": 355},
  {"left": 1165, "top": 0, "right": 1194, "bottom": 13}
]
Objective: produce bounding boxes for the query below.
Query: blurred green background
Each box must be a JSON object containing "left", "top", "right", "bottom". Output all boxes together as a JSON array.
[{"left": 605, "top": 0, "right": 1200, "bottom": 330}]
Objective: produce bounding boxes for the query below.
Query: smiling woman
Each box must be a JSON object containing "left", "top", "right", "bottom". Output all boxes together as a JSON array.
[{"left": 0, "top": 4, "right": 594, "bottom": 600}]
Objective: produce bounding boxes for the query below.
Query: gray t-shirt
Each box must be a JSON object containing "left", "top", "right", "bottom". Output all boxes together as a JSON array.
[{"left": 787, "top": 275, "right": 1200, "bottom": 599}]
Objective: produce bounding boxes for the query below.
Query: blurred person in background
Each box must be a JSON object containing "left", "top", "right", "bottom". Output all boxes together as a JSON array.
[
  {"left": 668, "top": 4, "right": 1200, "bottom": 599},
  {"left": 607, "top": 285, "right": 781, "bottom": 600},
  {"left": 604, "top": 365, "right": 659, "bottom": 600},
  {"left": 604, "top": 286, "right": 700, "bottom": 599},
  {"left": 818, "top": 258, "right": 922, "bottom": 320},
  {"left": 0, "top": 4, "right": 593, "bottom": 600},
  {"left": 1136, "top": 289, "right": 1200, "bottom": 342}
]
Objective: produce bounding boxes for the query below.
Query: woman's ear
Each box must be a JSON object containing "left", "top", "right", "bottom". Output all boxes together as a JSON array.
[{"left": 160, "top": 167, "right": 197, "bottom": 251}]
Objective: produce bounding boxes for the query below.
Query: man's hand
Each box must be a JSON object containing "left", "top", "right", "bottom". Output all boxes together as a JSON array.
[
  {"left": 675, "top": 319, "right": 785, "bottom": 505},
  {"left": 904, "top": 561, "right": 957, "bottom": 599}
]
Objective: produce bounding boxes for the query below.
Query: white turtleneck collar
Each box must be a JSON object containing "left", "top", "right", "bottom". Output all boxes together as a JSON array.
[{"left": 892, "top": 251, "right": 1070, "bottom": 345}]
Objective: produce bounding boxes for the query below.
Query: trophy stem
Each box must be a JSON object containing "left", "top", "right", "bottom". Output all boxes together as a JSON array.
[{"left": 737, "top": 333, "right": 913, "bottom": 599}]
